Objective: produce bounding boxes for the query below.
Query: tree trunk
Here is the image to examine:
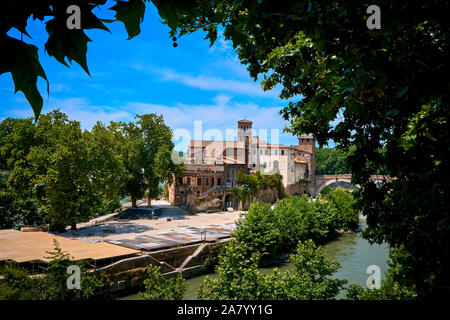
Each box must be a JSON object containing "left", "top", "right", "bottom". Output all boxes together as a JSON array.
[
  {"left": 131, "top": 196, "right": 137, "bottom": 208},
  {"left": 238, "top": 200, "right": 243, "bottom": 211},
  {"left": 147, "top": 196, "right": 152, "bottom": 208},
  {"left": 70, "top": 222, "right": 77, "bottom": 230}
]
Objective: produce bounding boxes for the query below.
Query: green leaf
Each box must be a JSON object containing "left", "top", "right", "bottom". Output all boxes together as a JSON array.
[
  {"left": 111, "top": 0, "right": 146, "bottom": 39},
  {"left": 205, "top": 25, "right": 218, "bottom": 47},
  {"left": 45, "top": 18, "right": 92, "bottom": 75},
  {"left": 153, "top": 1, "right": 180, "bottom": 31},
  {"left": 0, "top": 36, "right": 48, "bottom": 120}
]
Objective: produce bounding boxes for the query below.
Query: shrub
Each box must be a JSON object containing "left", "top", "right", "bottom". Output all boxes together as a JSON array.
[
  {"left": 198, "top": 240, "right": 265, "bottom": 300},
  {"left": 140, "top": 265, "right": 187, "bottom": 300},
  {"left": 42, "top": 239, "right": 102, "bottom": 300},
  {"left": 198, "top": 239, "right": 346, "bottom": 300},
  {"left": 234, "top": 200, "right": 281, "bottom": 265},
  {"left": 306, "top": 199, "right": 340, "bottom": 242},
  {"left": 0, "top": 266, "right": 40, "bottom": 300},
  {"left": 324, "top": 187, "right": 358, "bottom": 230},
  {"left": 272, "top": 195, "right": 310, "bottom": 252}
]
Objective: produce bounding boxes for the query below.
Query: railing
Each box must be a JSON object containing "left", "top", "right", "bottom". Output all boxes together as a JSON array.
[{"left": 202, "top": 184, "right": 231, "bottom": 197}]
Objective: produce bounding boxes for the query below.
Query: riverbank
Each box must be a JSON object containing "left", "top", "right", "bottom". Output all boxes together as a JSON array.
[{"left": 120, "top": 219, "right": 389, "bottom": 300}]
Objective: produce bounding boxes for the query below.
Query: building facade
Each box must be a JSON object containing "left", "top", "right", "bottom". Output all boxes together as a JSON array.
[{"left": 168, "top": 120, "right": 315, "bottom": 206}]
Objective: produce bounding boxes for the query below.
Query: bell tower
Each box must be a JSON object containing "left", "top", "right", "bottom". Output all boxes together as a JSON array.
[
  {"left": 237, "top": 119, "right": 252, "bottom": 143},
  {"left": 237, "top": 120, "right": 252, "bottom": 172},
  {"left": 298, "top": 135, "right": 315, "bottom": 178}
]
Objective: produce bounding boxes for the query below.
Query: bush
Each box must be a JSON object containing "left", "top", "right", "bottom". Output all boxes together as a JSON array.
[
  {"left": 234, "top": 200, "right": 281, "bottom": 265},
  {"left": 324, "top": 187, "right": 358, "bottom": 230},
  {"left": 307, "top": 199, "right": 340, "bottom": 242},
  {"left": 198, "top": 240, "right": 265, "bottom": 300},
  {"left": 284, "top": 240, "right": 347, "bottom": 299},
  {"left": 235, "top": 169, "right": 286, "bottom": 198},
  {"left": 42, "top": 240, "right": 102, "bottom": 300},
  {"left": 0, "top": 266, "right": 40, "bottom": 300},
  {"left": 198, "top": 239, "right": 346, "bottom": 300},
  {"left": 272, "top": 195, "right": 310, "bottom": 252},
  {"left": 140, "top": 265, "right": 187, "bottom": 300},
  {"left": 237, "top": 196, "right": 340, "bottom": 262}
]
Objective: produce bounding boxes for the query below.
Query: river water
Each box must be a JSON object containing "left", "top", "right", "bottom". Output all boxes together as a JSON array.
[{"left": 120, "top": 218, "right": 389, "bottom": 300}]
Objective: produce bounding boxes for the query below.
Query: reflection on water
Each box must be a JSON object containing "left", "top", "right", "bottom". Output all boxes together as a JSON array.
[{"left": 120, "top": 220, "right": 389, "bottom": 300}]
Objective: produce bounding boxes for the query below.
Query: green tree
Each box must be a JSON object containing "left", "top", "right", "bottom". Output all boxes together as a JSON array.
[
  {"left": 324, "top": 187, "right": 358, "bottom": 230},
  {"left": 272, "top": 195, "right": 310, "bottom": 253},
  {"left": 315, "top": 147, "right": 351, "bottom": 175},
  {"left": 234, "top": 200, "right": 281, "bottom": 265},
  {"left": 140, "top": 265, "right": 187, "bottom": 300},
  {"left": 42, "top": 240, "right": 102, "bottom": 300},
  {"left": 117, "top": 121, "right": 146, "bottom": 208},
  {"left": 0, "top": 117, "right": 40, "bottom": 227},
  {"left": 231, "top": 185, "right": 251, "bottom": 211},
  {"left": 0, "top": 266, "right": 41, "bottom": 300},
  {"left": 140, "top": 114, "right": 182, "bottom": 207},
  {"left": 117, "top": 114, "right": 181, "bottom": 208},
  {"left": 84, "top": 122, "right": 125, "bottom": 215},
  {"left": 306, "top": 199, "right": 340, "bottom": 243},
  {"left": 167, "top": 1, "right": 448, "bottom": 297},
  {"left": 28, "top": 110, "right": 97, "bottom": 232},
  {"left": 284, "top": 240, "right": 346, "bottom": 299},
  {"left": 198, "top": 240, "right": 267, "bottom": 300},
  {"left": 319, "top": 186, "right": 333, "bottom": 197},
  {"left": 198, "top": 239, "right": 345, "bottom": 300}
]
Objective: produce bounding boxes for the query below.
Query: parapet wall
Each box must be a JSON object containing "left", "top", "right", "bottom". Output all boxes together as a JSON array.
[{"left": 93, "top": 239, "right": 229, "bottom": 297}]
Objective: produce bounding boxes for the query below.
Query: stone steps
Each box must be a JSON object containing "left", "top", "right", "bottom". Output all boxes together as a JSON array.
[{"left": 178, "top": 243, "right": 207, "bottom": 270}]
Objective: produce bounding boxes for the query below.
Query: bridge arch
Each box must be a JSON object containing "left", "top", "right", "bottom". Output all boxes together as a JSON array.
[
  {"left": 312, "top": 174, "right": 391, "bottom": 197},
  {"left": 315, "top": 179, "right": 359, "bottom": 196}
]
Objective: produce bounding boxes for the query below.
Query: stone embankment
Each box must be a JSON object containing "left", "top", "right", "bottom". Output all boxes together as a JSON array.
[{"left": 93, "top": 239, "right": 229, "bottom": 297}]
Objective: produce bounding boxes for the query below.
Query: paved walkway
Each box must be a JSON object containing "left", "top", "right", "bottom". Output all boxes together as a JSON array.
[
  {"left": 60, "top": 200, "right": 242, "bottom": 251},
  {"left": 105, "top": 224, "right": 235, "bottom": 251}
]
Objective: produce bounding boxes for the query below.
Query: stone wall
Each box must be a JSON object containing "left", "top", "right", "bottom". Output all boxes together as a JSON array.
[
  {"left": 93, "top": 240, "right": 229, "bottom": 297},
  {"left": 242, "top": 186, "right": 280, "bottom": 210},
  {"left": 195, "top": 197, "right": 222, "bottom": 213}
]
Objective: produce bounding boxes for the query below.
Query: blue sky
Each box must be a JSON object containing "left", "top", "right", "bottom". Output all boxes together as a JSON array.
[{"left": 0, "top": 3, "right": 311, "bottom": 152}]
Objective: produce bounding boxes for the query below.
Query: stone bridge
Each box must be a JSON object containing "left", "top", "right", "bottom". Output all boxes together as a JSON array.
[{"left": 306, "top": 174, "right": 392, "bottom": 197}]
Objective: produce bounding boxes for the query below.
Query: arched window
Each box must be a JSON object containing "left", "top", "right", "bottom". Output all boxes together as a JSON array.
[{"left": 273, "top": 160, "right": 279, "bottom": 171}]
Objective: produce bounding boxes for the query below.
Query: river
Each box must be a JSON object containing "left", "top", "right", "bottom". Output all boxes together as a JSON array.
[{"left": 120, "top": 218, "right": 389, "bottom": 300}]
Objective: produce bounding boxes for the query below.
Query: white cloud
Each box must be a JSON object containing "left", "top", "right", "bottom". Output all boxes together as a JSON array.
[
  {"left": 6, "top": 94, "right": 298, "bottom": 150},
  {"left": 123, "top": 95, "right": 298, "bottom": 151},
  {"left": 160, "top": 69, "right": 279, "bottom": 98},
  {"left": 9, "top": 97, "right": 133, "bottom": 130},
  {"left": 129, "top": 63, "right": 280, "bottom": 98}
]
